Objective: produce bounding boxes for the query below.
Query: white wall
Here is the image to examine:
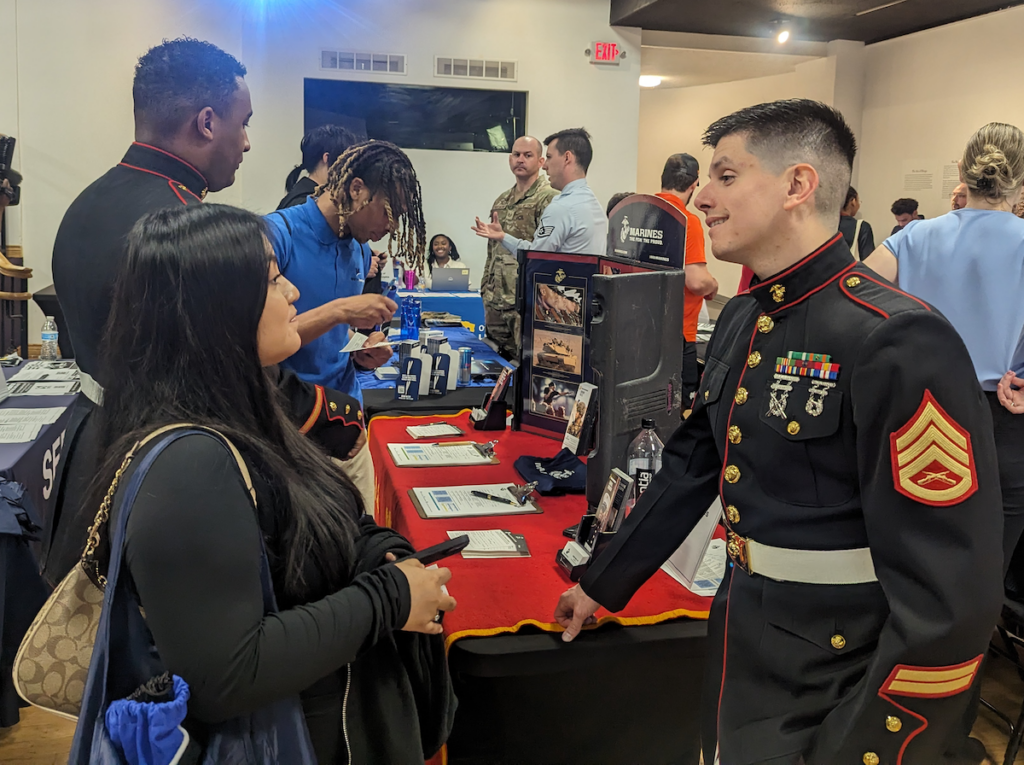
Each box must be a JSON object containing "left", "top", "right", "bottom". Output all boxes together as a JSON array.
[
  {"left": 3, "top": 0, "right": 641, "bottom": 341},
  {"left": 637, "top": 56, "right": 837, "bottom": 295},
  {"left": 858, "top": 5, "right": 1024, "bottom": 239}
]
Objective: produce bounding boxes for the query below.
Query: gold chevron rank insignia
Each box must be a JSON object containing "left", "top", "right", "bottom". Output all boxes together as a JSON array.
[
  {"left": 880, "top": 655, "right": 982, "bottom": 699},
  {"left": 890, "top": 390, "right": 977, "bottom": 507}
]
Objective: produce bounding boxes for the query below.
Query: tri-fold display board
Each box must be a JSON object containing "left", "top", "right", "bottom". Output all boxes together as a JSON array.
[{"left": 514, "top": 194, "right": 688, "bottom": 442}]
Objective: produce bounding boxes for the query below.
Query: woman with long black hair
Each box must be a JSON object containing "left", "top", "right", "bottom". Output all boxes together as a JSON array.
[{"left": 86, "top": 203, "right": 456, "bottom": 763}]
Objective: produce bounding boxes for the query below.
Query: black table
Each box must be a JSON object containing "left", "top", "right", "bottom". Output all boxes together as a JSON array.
[{"left": 0, "top": 363, "right": 78, "bottom": 727}]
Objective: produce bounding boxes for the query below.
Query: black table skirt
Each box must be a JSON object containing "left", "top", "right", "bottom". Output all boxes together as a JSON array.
[{"left": 446, "top": 619, "right": 707, "bottom": 764}]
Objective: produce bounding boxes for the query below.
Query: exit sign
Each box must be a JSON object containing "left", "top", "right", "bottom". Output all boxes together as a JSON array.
[{"left": 590, "top": 41, "right": 621, "bottom": 65}]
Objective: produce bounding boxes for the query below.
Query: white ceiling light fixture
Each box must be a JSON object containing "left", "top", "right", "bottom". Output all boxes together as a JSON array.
[
  {"left": 777, "top": 29, "right": 790, "bottom": 44},
  {"left": 770, "top": 19, "right": 793, "bottom": 45},
  {"left": 639, "top": 75, "right": 663, "bottom": 88}
]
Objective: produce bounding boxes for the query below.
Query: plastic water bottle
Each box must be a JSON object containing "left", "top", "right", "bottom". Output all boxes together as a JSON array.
[
  {"left": 626, "top": 418, "right": 664, "bottom": 512},
  {"left": 40, "top": 316, "right": 59, "bottom": 361}
]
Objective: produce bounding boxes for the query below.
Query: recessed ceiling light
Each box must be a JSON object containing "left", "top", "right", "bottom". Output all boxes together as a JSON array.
[
  {"left": 639, "top": 75, "right": 663, "bottom": 88},
  {"left": 777, "top": 30, "right": 790, "bottom": 43}
]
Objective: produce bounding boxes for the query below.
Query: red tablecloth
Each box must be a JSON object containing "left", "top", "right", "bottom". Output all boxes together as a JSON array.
[{"left": 368, "top": 410, "right": 712, "bottom": 650}]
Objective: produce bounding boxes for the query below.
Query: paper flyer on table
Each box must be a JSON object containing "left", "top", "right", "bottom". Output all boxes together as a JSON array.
[
  {"left": 9, "top": 380, "right": 82, "bottom": 396},
  {"left": 340, "top": 332, "right": 400, "bottom": 354},
  {"left": 388, "top": 442, "right": 493, "bottom": 467},
  {"left": 0, "top": 422, "right": 42, "bottom": 443},
  {"left": 411, "top": 484, "right": 539, "bottom": 518},
  {"left": 9, "top": 361, "right": 80, "bottom": 383},
  {"left": 661, "top": 498, "right": 724, "bottom": 595},
  {"left": 0, "top": 407, "right": 67, "bottom": 426}
]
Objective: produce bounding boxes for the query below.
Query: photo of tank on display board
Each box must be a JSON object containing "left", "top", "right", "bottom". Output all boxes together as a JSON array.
[
  {"left": 605, "top": 193, "right": 687, "bottom": 270},
  {"left": 516, "top": 252, "right": 598, "bottom": 439}
]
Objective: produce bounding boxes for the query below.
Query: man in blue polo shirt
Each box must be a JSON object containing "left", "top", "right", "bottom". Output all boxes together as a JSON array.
[{"left": 266, "top": 140, "right": 428, "bottom": 507}]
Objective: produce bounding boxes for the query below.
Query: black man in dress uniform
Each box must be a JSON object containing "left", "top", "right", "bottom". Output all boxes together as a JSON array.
[
  {"left": 555, "top": 100, "right": 1003, "bottom": 765},
  {"left": 44, "top": 39, "right": 368, "bottom": 585}
]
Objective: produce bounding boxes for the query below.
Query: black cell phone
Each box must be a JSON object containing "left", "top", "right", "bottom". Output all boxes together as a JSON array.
[{"left": 409, "top": 534, "right": 470, "bottom": 565}]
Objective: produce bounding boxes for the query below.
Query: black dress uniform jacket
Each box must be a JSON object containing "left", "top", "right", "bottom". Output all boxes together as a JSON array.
[
  {"left": 581, "top": 235, "right": 1003, "bottom": 765},
  {"left": 44, "top": 143, "right": 364, "bottom": 583}
]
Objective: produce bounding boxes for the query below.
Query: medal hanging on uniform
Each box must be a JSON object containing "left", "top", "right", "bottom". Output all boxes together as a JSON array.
[
  {"left": 768, "top": 374, "right": 800, "bottom": 419},
  {"left": 773, "top": 352, "right": 842, "bottom": 418}
]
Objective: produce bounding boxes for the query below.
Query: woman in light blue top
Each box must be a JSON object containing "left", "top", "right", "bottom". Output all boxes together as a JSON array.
[{"left": 865, "top": 122, "right": 1024, "bottom": 580}]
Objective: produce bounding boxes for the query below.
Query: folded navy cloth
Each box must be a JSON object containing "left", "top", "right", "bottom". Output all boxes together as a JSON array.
[{"left": 514, "top": 448, "right": 586, "bottom": 495}]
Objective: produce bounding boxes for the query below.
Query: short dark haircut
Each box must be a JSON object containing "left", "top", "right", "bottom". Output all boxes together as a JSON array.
[
  {"left": 661, "top": 154, "right": 699, "bottom": 193},
  {"left": 606, "top": 191, "right": 633, "bottom": 217},
  {"left": 133, "top": 37, "right": 247, "bottom": 138},
  {"left": 286, "top": 125, "right": 359, "bottom": 192},
  {"left": 544, "top": 128, "right": 594, "bottom": 173},
  {"left": 702, "top": 99, "right": 857, "bottom": 218},
  {"left": 891, "top": 198, "right": 919, "bottom": 216},
  {"left": 844, "top": 186, "right": 858, "bottom": 209}
]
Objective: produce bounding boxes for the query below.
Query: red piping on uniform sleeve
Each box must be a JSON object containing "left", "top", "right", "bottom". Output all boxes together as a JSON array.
[{"left": 879, "top": 694, "right": 928, "bottom": 764}]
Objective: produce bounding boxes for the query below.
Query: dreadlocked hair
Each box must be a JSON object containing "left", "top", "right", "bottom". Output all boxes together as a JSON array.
[{"left": 317, "top": 140, "right": 427, "bottom": 274}]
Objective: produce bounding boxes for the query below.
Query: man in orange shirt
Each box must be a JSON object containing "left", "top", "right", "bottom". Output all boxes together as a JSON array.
[{"left": 656, "top": 153, "right": 719, "bottom": 406}]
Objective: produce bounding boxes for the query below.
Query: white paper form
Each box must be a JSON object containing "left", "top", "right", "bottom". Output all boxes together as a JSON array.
[
  {"left": 388, "top": 442, "right": 493, "bottom": 467},
  {"left": 406, "top": 423, "right": 463, "bottom": 439},
  {"left": 9, "top": 361, "right": 80, "bottom": 383},
  {"left": 0, "top": 423, "right": 43, "bottom": 443},
  {"left": 9, "top": 381, "right": 81, "bottom": 396},
  {"left": 0, "top": 407, "right": 67, "bottom": 426},
  {"left": 412, "top": 484, "right": 538, "bottom": 518},
  {"left": 446, "top": 529, "right": 529, "bottom": 558}
]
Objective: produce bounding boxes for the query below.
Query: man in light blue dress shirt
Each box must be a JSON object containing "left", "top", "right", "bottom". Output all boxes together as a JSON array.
[{"left": 473, "top": 127, "right": 608, "bottom": 255}]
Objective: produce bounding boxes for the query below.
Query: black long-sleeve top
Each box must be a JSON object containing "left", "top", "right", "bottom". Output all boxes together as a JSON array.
[{"left": 118, "top": 433, "right": 415, "bottom": 758}]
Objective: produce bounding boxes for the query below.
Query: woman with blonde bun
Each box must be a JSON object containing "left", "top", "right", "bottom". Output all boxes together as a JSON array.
[{"left": 866, "top": 122, "right": 1024, "bottom": 567}]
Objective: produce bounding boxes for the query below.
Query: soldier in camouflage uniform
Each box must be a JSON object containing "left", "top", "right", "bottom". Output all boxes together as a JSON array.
[{"left": 481, "top": 136, "right": 557, "bottom": 359}]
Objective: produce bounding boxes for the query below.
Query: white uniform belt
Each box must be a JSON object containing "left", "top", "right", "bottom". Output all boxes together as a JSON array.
[
  {"left": 79, "top": 370, "right": 104, "bottom": 406},
  {"left": 727, "top": 532, "right": 877, "bottom": 585}
]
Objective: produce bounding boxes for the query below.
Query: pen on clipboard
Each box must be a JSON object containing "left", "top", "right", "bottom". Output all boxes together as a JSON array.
[
  {"left": 471, "top": 490, "right": 522, "bottom": 507},
  {"left": 414, "top": 441, "right": 470, "bottom": 448}
]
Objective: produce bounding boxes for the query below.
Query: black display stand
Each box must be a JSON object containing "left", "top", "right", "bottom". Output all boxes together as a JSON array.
[
  {"left": 556, "top": 514, "right": 616, "bottom": 582},
  {"left": 471, "top": 394, "right": 508, "bottom": 431}
]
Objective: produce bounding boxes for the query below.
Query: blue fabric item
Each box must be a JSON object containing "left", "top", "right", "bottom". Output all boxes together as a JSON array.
[
  {"left": 0, "top": 479, "right": 39, "bottom": 539},
  {"left": 105, "top": 675, "right": 189, "bottom": 765},
  {"left": 514, "top": 448, "right": 587, "bottom": 495},
  {"left": 884, "top": 208, "right": 1024, "bottom": 390},
  {"left": 68, "top": 429, "right": 317, "bottom": 765},
  {"left": 265, "top": 197, "right": 372, "bottom": 403}
]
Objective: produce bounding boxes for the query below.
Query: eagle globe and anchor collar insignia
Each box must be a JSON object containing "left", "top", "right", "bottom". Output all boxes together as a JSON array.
[{"left": 890, "top": 390, "right": 977, "bottom": 506}]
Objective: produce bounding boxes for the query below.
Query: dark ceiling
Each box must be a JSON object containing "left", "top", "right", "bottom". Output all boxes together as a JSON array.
[{"left": 611, "top": 0, "right": 1024, "bottom": 44}]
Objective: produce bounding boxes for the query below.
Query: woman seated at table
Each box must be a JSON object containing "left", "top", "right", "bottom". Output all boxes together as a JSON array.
[
  {"left": 86, "top": 203, "right": 456, "bottom": 763},
  {"left": 424, "top": 233, "right": 463, "bottom": 288}
]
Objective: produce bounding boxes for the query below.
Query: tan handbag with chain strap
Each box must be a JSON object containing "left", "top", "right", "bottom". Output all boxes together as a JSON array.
[{"left": 12, "top": 424, "right": 255, "bottom": 719}]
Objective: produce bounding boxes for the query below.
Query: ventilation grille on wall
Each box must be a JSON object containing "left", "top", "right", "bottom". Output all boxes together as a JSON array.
[
  {"left": 320, "top": 50, "right": 407, "bottom": 75},
  {"left": 435, "top": 57, "right": 517, "bottom": 82}
]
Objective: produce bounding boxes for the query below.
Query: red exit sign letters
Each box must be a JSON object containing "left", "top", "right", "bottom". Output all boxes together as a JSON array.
[{"left": 590, "top": 41, "right": 621, "bottom": 65}]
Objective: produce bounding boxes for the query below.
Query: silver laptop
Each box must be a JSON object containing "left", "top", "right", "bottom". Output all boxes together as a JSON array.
[{"left": 430, "top": 268, "right": 471, "bottom": 291}]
